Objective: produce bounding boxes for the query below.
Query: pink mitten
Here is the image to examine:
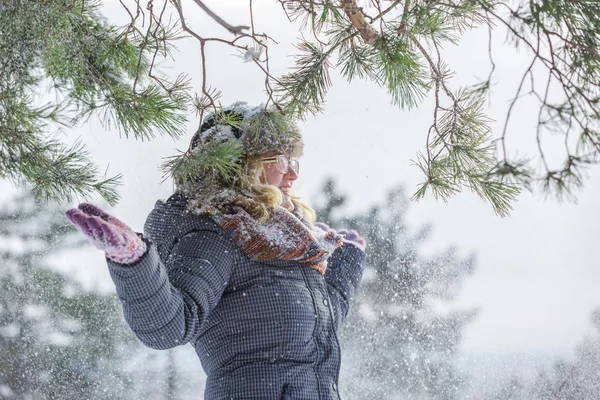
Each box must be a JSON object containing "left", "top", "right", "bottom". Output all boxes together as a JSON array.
[
  {"left": 314, "top": 222, "right": 335, "bottom": 234},
  {"left": 65, "top": 203, "right": 147, "bottom": 265},
  {"left": 337, "top": 229, "right": 367, "bottom": 251}
]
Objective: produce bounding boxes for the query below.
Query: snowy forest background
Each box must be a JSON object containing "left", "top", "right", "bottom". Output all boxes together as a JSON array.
[
  {"left": 1, "top": 181, "right": 599, "bottom": 399},
  {"left": 2, "top": 0, "right": 600, "bottom": 398}
]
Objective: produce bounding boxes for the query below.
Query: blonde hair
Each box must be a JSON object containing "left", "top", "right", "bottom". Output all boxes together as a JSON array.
[
  {"left": 291, "top": 196, "right": 316, "bottom": 224},
  {"left": 178, "top": 155, "right": 316, "bottom": 224}
]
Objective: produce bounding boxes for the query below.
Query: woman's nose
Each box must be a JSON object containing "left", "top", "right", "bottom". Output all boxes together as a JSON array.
[{"left": 285, "top": 167, "right": 298, "bottom": 181}]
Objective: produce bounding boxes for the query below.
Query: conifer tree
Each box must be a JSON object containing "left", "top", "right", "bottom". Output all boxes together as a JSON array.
[
  {"left": 316, "top": 178, "right": 477, "bottom": 399},
  {"left": 0, "top": 192, "right": 137, "bottom": 399},
  {"left": 2, "top": 0, "right": 600, "bottom": 215},
  {"left": 0, "top": 1, "right": 187, "bottom": 205},
  {"left": 488, "top": 308, "right": 600, "bottom": 400}
]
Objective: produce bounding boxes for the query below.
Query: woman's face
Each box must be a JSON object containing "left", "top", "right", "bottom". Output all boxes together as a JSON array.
[{"left": 259, "top": 152, "right": 299, "bottom": 212}]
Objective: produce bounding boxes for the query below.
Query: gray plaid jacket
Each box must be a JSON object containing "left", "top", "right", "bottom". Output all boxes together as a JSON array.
[{"left": 107, "top": 194, "right": 365, "bottom": 400}]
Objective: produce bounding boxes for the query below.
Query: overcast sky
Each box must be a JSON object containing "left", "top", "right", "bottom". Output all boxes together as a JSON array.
[{"left": 4, "top": 0, "right": 598, "bottom": 361}]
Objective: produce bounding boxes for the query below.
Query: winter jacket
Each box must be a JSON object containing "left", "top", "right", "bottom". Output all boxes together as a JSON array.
[{"left": 106, "top": 194, "right": 365, "bottom": 400}]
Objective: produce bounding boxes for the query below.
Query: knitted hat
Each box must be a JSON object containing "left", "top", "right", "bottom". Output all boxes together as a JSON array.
[
  {"left": 169, "top": 102, "right": 304, "bottom": 215},
  {"left": 190, "top": 102, "right": 303, "bottom": 159}
]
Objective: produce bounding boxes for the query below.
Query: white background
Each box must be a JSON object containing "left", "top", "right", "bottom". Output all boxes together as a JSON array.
[{"left": 3, "top": 0, "right": 598, "bottom": 366}]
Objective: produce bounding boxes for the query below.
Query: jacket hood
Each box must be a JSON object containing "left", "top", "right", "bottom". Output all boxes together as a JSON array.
[{"left": 143, "top": 193, "right": 223, "bottom": 261}]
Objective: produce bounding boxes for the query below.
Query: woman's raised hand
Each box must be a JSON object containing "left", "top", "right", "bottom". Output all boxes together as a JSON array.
[
  {"left": 315, "top": 222, "right": 366, "bottom": 251},
  {"left": 337, "top": 229, "right": 366, "bottom": 251},
  {"left": 65, "top": 203, "right": 147, "bottom": 265}
]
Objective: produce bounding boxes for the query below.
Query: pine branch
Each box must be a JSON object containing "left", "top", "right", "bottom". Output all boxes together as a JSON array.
[
  {"left": 162, "top": 139, "right": 244, "bottom": 185},
  {"left": 4, "top": 0, "right": 600, "bottom": 214},
  {"left": 0, "top": 133, "right": 122, "bottom": 206},
  {"left": 80, "top": 83, "right": 188, "bottom": 141},
  {"left": 0, "top": 0, "right": 188, "bottom": 204},
  {"left": 376, "top": 33, "right": 430, "bottom": 110},
  {"left": 337, "top": 35, "right": 379, "bottom": 81},
  {"left": 275, "top": 42, "right": 334, "bottom": 118}
]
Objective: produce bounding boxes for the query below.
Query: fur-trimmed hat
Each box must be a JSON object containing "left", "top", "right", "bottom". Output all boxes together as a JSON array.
[
  {"left": 168, "top": 102, "right": 304, "bottom": 216},
  {"left": 190, "top": 102, "right": 303, "bottom": 159}
]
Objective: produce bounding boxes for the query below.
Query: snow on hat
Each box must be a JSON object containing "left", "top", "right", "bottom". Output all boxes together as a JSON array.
[{"left": 190, "top": 102, "right": 303, "bottom": 159}]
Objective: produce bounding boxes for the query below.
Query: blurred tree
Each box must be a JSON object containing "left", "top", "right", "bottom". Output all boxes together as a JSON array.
[
  {"left": 0, "top": 191, "right": 138, "bottom": 399},
  {"left": 487, "top": 308, "right": 600, "bottom": 400},
  {"left": 315, "top": 178, "right": 477, "bottom": 400}
]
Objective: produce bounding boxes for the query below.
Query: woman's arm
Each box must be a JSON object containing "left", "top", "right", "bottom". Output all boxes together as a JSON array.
[
  {"left": 324, "top": 242, "right": 365, "bottom": 331},
  {"left": 314, "top": 223, "right": 366, "bottom": 329},
  {"left": 66, "top": 203, "right": 234, "bottom": 350},
  {"left": 107, "top": 230, "right": 234, "bottom": 350}
]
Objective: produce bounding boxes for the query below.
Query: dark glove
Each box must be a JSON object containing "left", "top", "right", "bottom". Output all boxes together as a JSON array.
[{"left": 65, "top": 203, "right": 147, "bottom": 265}]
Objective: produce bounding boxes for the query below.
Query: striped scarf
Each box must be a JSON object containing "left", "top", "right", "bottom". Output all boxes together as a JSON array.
[{"left": 214, "top": 206, "right": 342, "bottom": 275}]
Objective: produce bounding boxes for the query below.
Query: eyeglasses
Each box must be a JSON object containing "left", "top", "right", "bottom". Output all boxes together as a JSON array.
[{"left": 261, "top": 154, "right": 300, "bottom": 174}]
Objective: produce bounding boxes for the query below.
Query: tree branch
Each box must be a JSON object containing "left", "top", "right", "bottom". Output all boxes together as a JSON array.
[
  {"left": 340, "top": 0, "right": 379, "bottom": 45},
  {"left": 189, "top": 0, "right": 249, "bottom": 35}
]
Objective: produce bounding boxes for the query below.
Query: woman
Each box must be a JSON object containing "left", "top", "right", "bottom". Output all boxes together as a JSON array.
[{"left": 66, "top": 102, "right": 366, "bottom": 400}]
